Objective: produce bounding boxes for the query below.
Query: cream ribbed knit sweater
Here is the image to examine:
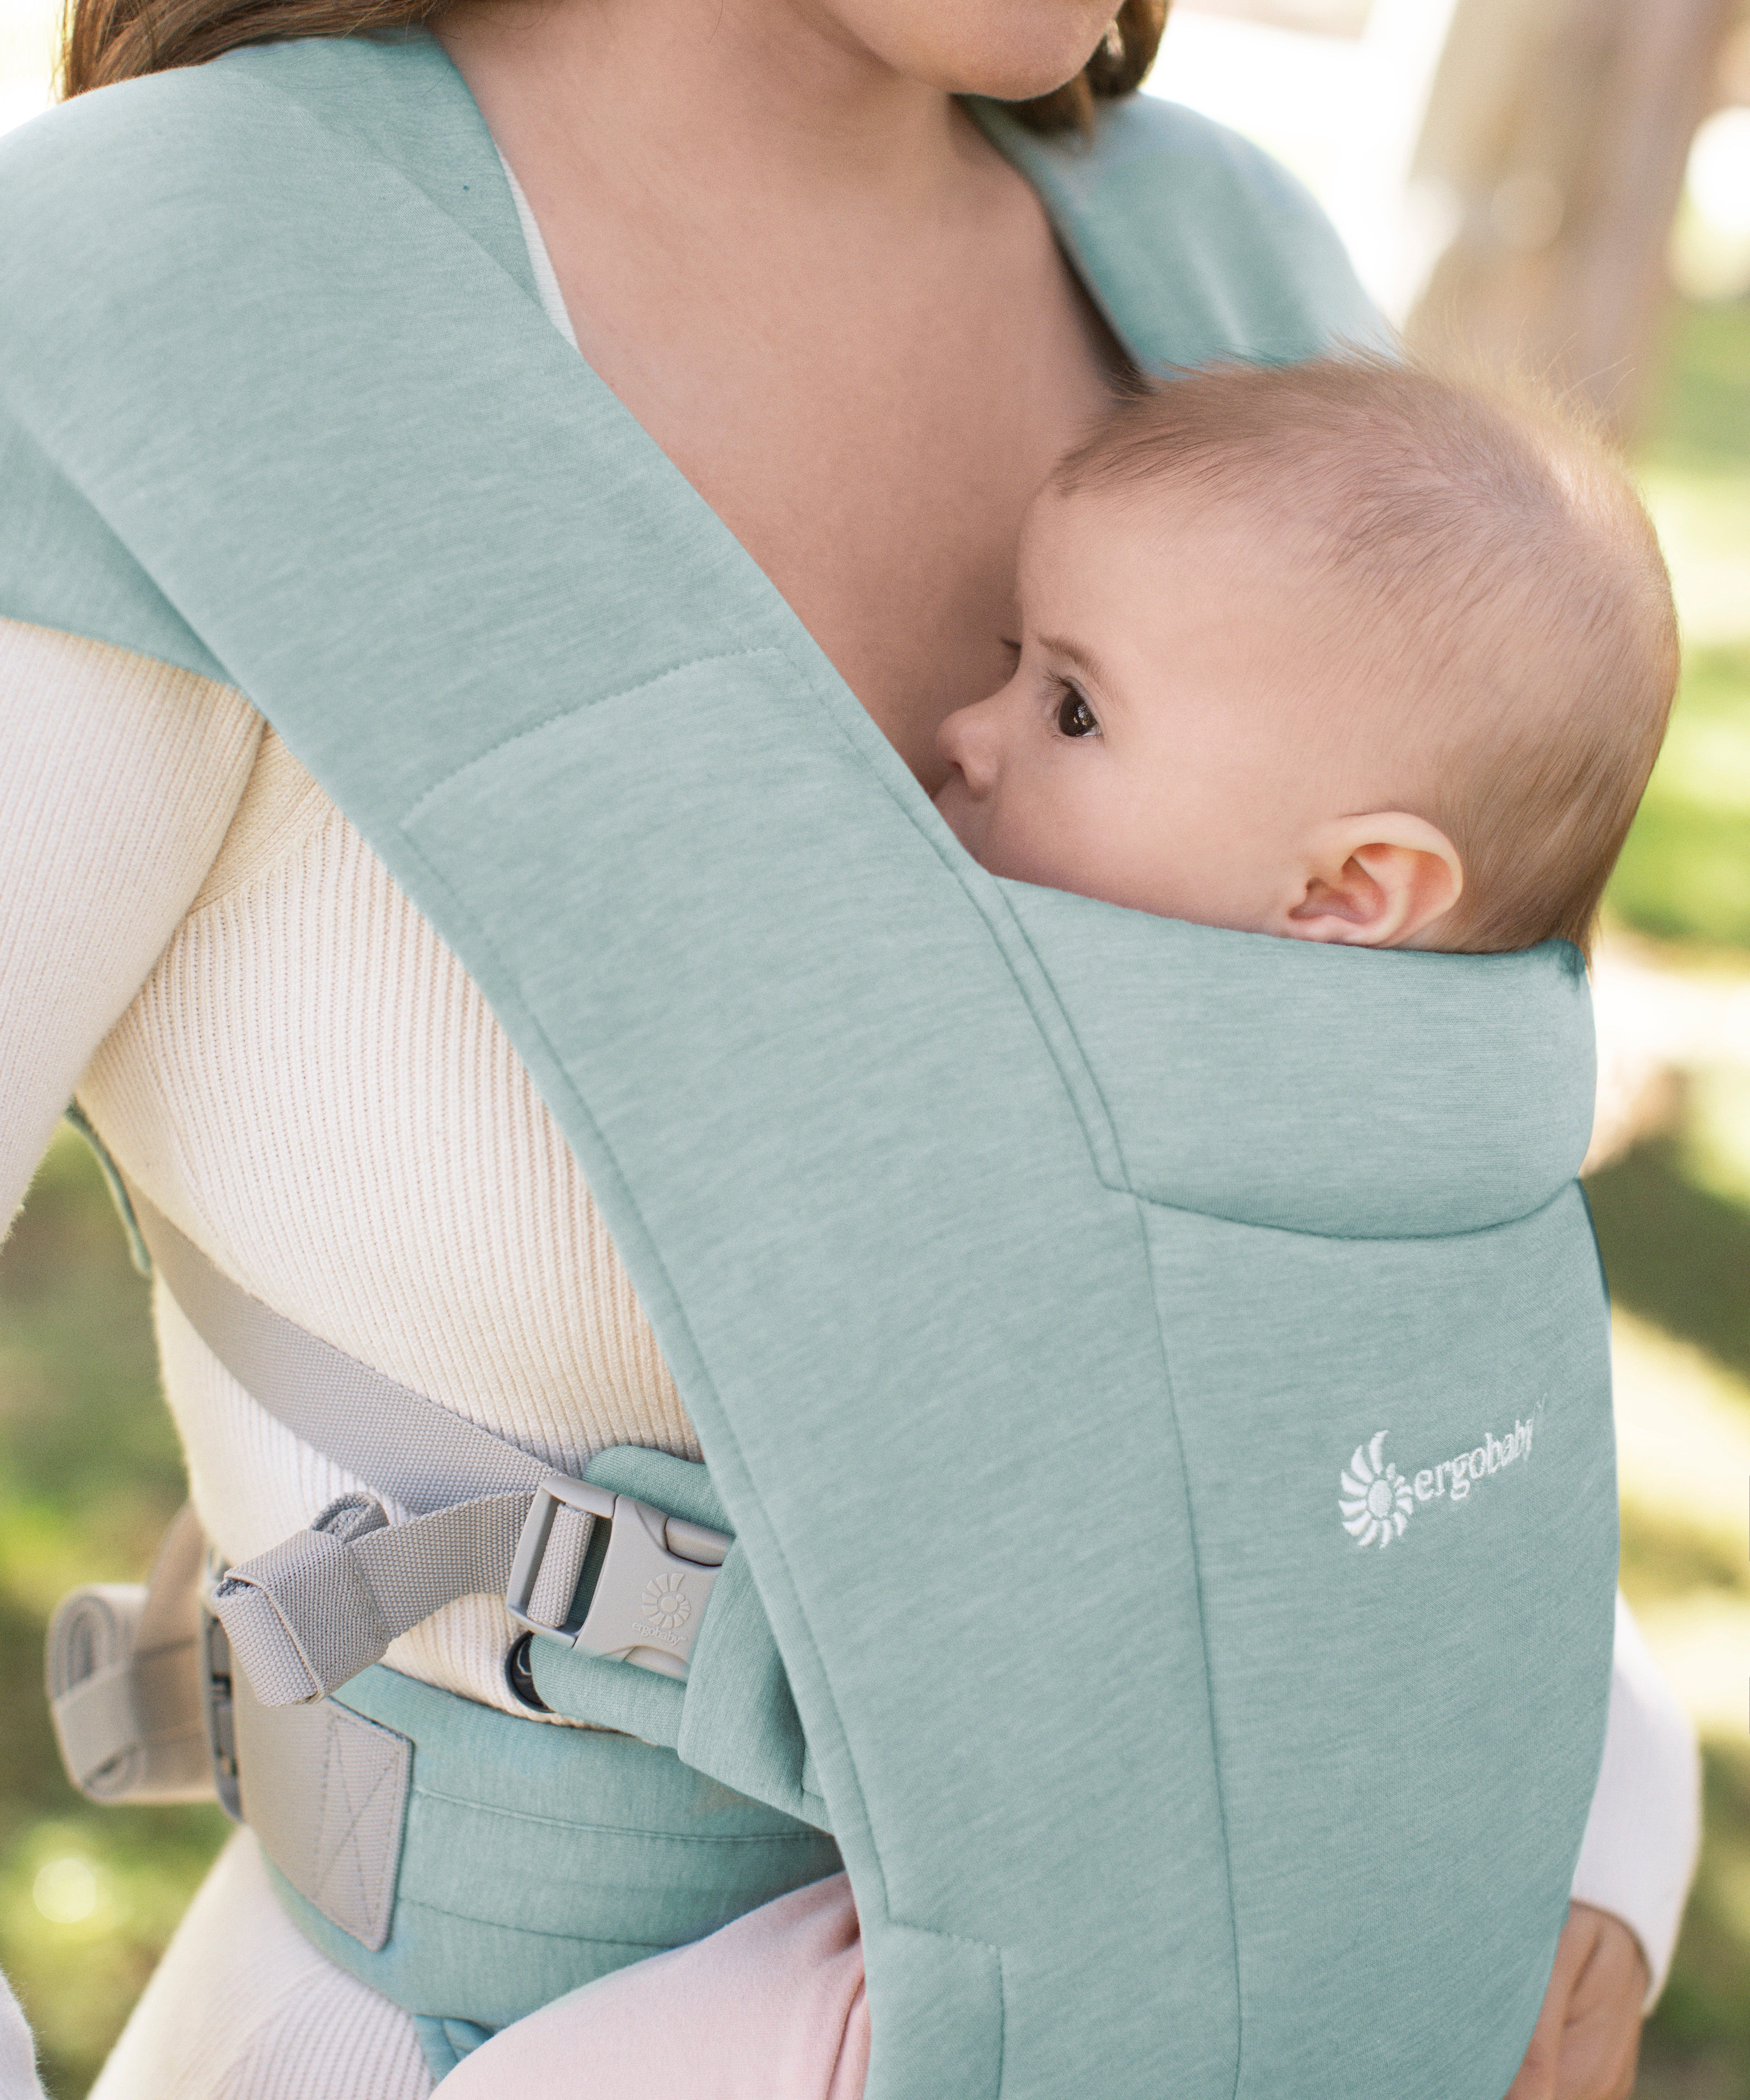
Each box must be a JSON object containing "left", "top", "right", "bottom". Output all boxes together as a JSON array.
[
  {"left": 1, "top": 616, "right": 707, "bottom": 2098},
  {"left": 0, "top": 185, "right": 1698, "bottom": 2100}
]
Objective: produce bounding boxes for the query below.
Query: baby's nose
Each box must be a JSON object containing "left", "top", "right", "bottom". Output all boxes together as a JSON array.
[{"left": 936, "top": 700, "right": 997, "bottom": 793}]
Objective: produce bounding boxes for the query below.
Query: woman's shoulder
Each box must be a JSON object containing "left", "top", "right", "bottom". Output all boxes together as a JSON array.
[
  {"left": 974, "top": 93, "right": 1390, "bottom": 369},
  {"left": 0, "top": 30, "right": 530, "bottom": 371},
  {"left": 0, "top": 31, "right": 481, "bottom": 223},
  {"left": 0, "top": 31, "right": 530, "bottom": 676}
]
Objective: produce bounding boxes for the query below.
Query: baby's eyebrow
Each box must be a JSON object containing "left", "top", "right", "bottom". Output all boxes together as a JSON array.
[{"left": 1038, "top": 633, "right": 1113, "bottom": 696}]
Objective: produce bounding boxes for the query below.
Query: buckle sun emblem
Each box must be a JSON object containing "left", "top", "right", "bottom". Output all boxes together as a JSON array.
[{"left": 640, "top": 1572, "right": 695, "bottom": 1632}]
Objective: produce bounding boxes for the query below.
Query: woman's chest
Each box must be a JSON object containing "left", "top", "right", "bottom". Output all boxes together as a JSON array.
[{"left": 539, "top": 193, "right": 1121, "bottom": 783}]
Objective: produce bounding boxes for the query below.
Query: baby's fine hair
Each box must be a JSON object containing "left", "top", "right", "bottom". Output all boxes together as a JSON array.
[{"left": 1052, "top": 355, "right": 1679, "bottom": 956}]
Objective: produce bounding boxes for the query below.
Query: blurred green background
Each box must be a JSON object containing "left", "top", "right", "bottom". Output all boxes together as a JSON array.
[
  {"left": 1, "top": 1, "right": 1749, "bottom": 2094},
  {"left": 1582, "top": 295, "right": 1750, "bottom": 2099}
]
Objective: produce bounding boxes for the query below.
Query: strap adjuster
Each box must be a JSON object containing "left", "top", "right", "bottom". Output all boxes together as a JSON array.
[
  {"left": 506, "top": 1472, "right": 729, "bottom": 1680},
  {"left": 201, "top": 1587, "right": 244, "bottom": 1822}
]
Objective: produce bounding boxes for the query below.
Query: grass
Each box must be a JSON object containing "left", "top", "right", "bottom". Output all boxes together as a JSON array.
[
  {"left": 1642, "top": 1740, "right": 1750, "bottom": 2099},
  {"left": 1611, "top": 298, "right": 1750, "bottom": 956},
  {"left": 0, "top": 1133, "right": 229, "bottom": 2098},
  {"left": 1611, "top": 645, "right": 1750, "bottom": 949}
]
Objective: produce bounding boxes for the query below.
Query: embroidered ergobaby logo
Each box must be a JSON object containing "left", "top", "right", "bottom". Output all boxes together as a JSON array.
[
  {"left": 1339, "top": 1418, "right": 1537, "bottom": 1550},
  {"left": 1339, "top": 1433, "right": 1413, "bottom": 1548}
]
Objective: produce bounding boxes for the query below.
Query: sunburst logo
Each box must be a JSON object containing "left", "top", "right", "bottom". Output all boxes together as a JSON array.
[
  {"left": 1340, "top": 1432, "right": 1415, "bottom": 1549},
  {"left": 640, "top": 1572, "right": 694, "bottom": 1632}
]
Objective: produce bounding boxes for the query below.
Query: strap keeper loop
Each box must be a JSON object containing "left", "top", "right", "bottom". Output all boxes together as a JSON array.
[{"left": 213, "top": 1517, "right": 395, "bottom": 1705}]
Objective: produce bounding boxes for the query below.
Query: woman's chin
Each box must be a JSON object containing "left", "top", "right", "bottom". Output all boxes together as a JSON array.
[
  {"left": 834, "top": 1, "right": 1112, "bottom": 104},
  {"left": 943, "top": 48, "right": 1101, "bottom": 104}
]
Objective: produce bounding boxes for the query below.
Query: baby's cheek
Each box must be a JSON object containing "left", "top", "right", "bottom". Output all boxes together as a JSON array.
[
  {"left": 972, "top": 811, "right": 1069, "bottom": 889},
  {"left": 931, "top": 777, "right": 978, "bottom": 853}
]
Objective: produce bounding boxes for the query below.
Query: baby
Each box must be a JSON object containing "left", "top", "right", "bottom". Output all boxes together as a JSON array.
[
  {"left": 443, "top": 356, "right": 1678, "bottom": 2098},
  {"left": 937, "top": 353, "right": 1676, "bottom": 963}
]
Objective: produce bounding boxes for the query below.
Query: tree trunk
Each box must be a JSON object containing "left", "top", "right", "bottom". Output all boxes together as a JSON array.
[{"left": 1405, "top": 0, "right": 1736, "bottom": 440}]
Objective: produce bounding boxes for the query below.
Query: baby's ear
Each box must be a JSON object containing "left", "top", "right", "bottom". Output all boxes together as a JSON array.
[{"left": 1281, "top": 815, "right": 1463, "bottom": 949}]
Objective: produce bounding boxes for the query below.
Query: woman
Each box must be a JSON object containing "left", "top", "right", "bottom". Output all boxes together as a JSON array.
[{"left": 0, "top": 2, "right": 1695, "bottom": 2093}]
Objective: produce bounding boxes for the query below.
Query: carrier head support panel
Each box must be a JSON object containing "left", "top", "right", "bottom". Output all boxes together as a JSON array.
[{"left": 0, "top": 36, "right": 1615, "bottom": 2100}]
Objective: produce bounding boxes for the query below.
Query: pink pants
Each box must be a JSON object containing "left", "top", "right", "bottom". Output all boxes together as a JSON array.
[{"left": 439, "top": 1874, "right": 867, "bottom": 2099}]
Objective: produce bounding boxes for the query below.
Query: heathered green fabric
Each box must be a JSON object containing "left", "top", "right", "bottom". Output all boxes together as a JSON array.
[
  {"left": 0, "top": 37, "right": 1614, "bottom": 2097},
  {"left": 272, "top": 1661, "right": 840, "bottom": 2027},
  {"left": 266, "top": 1447, "right": 839, "bottom": 2038}
]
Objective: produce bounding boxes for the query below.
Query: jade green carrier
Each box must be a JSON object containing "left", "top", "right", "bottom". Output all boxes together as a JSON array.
[{"left": 0, "top": 35, "right": 1616, "bottom": 2097}]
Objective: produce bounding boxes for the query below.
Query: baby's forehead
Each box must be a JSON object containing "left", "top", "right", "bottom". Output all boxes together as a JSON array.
[
  {"left": 1021, "top": 459, "right": 1572, "bottom": 772},
  {"left": 1042, "top": 401, "right": 1651, "bottom": 650},
  {"left": 1020, "top": 477, "right": 1351, "bottom": 642}
]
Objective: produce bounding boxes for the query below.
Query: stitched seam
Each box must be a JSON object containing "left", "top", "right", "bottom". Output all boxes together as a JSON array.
[
  {"left": 1130, "top": 1198, "right": 1245, "bottom": 2099},
  {"left": 309, "top": 1714, "right": 340, "bottom": 1923},
  {"left": 316, "top": 1714, "right": 371, "bottom": 1936},
  {"left": 375, "top": 826, "right": 879, "bottom": 1993},
  {"left": 389, "top": 1896, "right": 681, "bottom": 1949},
  {"left": 392, "top": 789, "right": 886, "bottom": 1938},
  {"left": 877, "top": 1922, "right": 1005, "bottom": 2100},
  {"left": 408, "top": 604, "right": 1128, "bottom": 1220},
  {"left": 983, "top": 891, "right": 1135, "bottom": 1189},
  {"left": 393, "top": 643, "right": 1136, "bottom": 1996},
  {"left": 410, "top": 638, "right": 1126, "bottom": 1198},
  {"left": 318, "top": 1728, "right": 398, "bottom": 1938},
  {"left": 1127, "top": 1177, "right": 1584, "bottom": 1244},
  {"left": 757, "top": 650, "right": 1133, "bottom": 1188},
  {"left": 410, "top": 1781, "right": 833, "bottom": 1843},
  {"left": 402, "top": 648, "right": 785, "bottom": 826}
]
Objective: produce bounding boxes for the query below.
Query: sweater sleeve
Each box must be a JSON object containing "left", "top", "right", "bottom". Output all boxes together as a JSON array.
[
  {"left": 0, "top": 618, "right": 262, "bottom": 1233},
  {"left": 1571, "top": 1593, "right": 1702, "bottom": 2004},
  {"left": 0, "top": 1967, "right": 46, "bottom": 2100}
]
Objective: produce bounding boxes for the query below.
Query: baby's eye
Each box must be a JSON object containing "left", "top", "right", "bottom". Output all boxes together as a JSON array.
[{"left": 1056, "top": 687, "right": 1101, "bottom": 739}]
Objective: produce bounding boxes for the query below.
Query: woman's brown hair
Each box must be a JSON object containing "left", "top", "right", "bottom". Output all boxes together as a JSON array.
[{"left": 62, "top": 0, "right": 1165, "bottom": 123}]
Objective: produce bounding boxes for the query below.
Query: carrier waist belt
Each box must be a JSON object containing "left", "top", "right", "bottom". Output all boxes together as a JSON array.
[
  {"left": 242, "top": 1662, "right": 839, "bottom": 2049},
  {"left": 130, "top": 1187, "right": 741, "bottom": 1706},
  {"left": 68, "top": 1179, "right": 841, "bottom": 2029}
]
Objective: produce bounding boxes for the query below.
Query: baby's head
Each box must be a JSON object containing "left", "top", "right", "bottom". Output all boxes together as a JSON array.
[{"left": 935, "top": 356, "right": 1678, "bottom": 956}]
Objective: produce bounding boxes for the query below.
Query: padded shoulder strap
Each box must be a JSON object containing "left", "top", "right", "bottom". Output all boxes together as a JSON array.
[{"left": 972, "top": 96, "right": 1389, "bottom": 369}]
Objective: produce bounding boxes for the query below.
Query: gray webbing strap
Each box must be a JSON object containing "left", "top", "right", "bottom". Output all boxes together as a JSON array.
[
  {"left": 125, "top": 1188, "right": 725, "bottom": 1706},
  {"left": 130, "top": 1189, "right": 552, "bottom": 1513},
  {"left": 212, "top": 1490, "right": 540, "bottom": 1704},
  {"left": 45, "top": 1503, "right": 215, "bottom": 1801},
  {"left": 127, "top": 1189, "right": 591, "bottom": 1699},
  {"left": 50, "top": 1651, "right": 139, "bottom": 1784}
]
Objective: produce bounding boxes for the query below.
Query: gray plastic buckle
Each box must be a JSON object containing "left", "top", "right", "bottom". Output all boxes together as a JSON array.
[
  {"left": 201, "top": 1601, "right": 243, "bottom": 1823},
  {"left": 506, "top": 1473, "right": 730, "bottom": 1681}
]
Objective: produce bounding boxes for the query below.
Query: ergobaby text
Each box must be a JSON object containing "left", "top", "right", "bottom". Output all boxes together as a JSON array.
[{"left": 1340, "top": 1418, "right": 1537, "bottom": 1550}]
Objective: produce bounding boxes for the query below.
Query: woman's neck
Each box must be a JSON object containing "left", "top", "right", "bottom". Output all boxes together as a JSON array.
[
  {"left": 432, "top": 0, "right": 1123, "bottom": 784},
  {"left": 438, "top": 0, "right": 983, "bottom": 243}
]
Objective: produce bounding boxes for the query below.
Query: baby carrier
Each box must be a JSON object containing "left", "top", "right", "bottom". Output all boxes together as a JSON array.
[{"left": 1, "top": 34, "right": 1616, "bottom": 2097}]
